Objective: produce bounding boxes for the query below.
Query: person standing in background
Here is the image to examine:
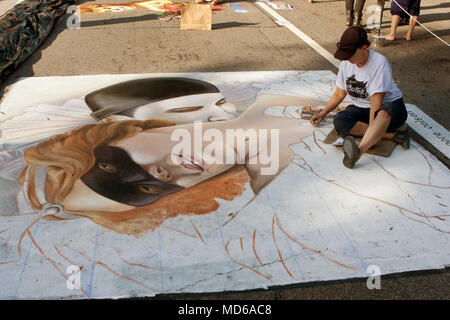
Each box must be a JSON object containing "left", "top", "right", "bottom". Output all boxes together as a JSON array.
[
  {"left": 346, "top": 0, "right": 367, "bottom": 27},
  {"left": 386, "top": 0, "right": 421, "bottom": 41}
]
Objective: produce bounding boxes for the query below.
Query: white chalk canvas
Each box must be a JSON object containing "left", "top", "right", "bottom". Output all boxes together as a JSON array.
[{"left": 0, "top": 71, "right": 448, "bottom": 299}]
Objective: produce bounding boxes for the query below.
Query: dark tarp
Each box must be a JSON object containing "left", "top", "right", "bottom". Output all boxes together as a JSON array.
[{"left": 0, "top": 0, "right": 75, "bottom": 85}]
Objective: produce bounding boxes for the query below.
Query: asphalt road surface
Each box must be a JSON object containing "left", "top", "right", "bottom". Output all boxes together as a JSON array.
[{"left": 0, "top": 0, "right": 449, "bottom": 300}]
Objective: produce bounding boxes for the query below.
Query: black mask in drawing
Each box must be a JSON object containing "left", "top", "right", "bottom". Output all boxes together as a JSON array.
[
  {"left": 81, "top": 145, "right": 184, "bottom": 206},
  {"left": 346, "top": 74, "right": 368, "bottom": 99}
]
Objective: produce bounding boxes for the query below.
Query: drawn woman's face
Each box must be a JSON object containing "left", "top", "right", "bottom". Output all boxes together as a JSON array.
[
  {"left": 60, "top": 128, "right": 236, "bottom": 213},
  {"left": 111, "top": 130, "right": 236, "bottom": 188},
  {"left": 129, "top": 93, "right": 237, "bottom": 123}
]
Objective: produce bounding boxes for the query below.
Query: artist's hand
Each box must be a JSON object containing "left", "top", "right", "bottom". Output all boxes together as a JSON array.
[{"left": 310, "top": 111, "right": 325, "bottom": 126}]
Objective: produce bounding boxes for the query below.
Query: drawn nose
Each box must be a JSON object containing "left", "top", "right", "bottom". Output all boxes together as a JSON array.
[{"left": 148, "top": 164, "right": 172, "bottom": 182}]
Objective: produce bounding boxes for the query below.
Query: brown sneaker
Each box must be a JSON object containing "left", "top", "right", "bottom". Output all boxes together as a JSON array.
[
  {"left": 323, "top": 127, "right": 340, "bottom": 144},
  {"left": 395, "top": 123, "right": 408, "bottom": 132},
  {"left": 343, "top": 135, "right": 360, "bottom": 169},
  {"left": 391, "top": 130, "right": 410, "bottom": 149}
]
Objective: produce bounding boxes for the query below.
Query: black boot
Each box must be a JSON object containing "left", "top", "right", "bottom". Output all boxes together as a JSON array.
[
  {"left": 346, "top": 10, "right": 354, "bottom": 26},
  {"left": 353, "top": 11, "right": 363, "bottom": 27}
]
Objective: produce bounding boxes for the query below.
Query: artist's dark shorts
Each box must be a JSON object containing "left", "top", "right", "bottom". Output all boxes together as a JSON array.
[
  {"left": 333, "top": 98, "right": 407, "bottom": 138},
  {"left": 390, "top": 0, "right": 421, "bottom": 18}
]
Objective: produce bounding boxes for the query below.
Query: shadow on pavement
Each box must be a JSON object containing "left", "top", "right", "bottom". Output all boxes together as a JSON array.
[
  {"left": 80, "top": 13, "right": 160, "bottom": 28},
  {"left": 213, "top": 21, "right": 259, "bottom": 29}
]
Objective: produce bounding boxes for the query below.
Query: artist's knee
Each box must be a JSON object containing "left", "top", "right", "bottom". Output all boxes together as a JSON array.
[
  {"left": 376, "top": 110, "right": 392, "bottom": 122},
  {"left": 333, "top": 113, "right": 346, "bottom": 131},
  {"left": 333, "top": 113, "right": 353, "bottom": 137}
]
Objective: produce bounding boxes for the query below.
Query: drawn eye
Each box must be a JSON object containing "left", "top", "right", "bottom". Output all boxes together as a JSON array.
[
  {"left": 166, "top": 106, "right": 204, "bottom": 113},
  {"left": 98, "top": 162, "right": 117, "bottom": 174},
  {"left": 138, "top": 184, "right": 161, "bottom": 195},
  {"left": 215, "top": 98, "right": 227, "bottom": 106}
]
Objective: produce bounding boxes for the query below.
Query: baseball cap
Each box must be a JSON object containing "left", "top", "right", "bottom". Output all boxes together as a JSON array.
[{"left": 334, "top": 27, "right": 369, "bottom": 61}]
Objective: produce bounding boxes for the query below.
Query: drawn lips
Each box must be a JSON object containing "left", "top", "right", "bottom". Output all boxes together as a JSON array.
[{"left": 173, "top": 154, "right": 204, "bottom": 171}]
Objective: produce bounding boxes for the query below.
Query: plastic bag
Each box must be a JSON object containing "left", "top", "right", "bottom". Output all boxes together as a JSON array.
[{"left": 0, "top": 0, "right": 75, "bottom": 85}]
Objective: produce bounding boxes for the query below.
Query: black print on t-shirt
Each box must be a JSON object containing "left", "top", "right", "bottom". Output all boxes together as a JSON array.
[{"left": 346, "top": 74, "right": 368, "bottom": 99}]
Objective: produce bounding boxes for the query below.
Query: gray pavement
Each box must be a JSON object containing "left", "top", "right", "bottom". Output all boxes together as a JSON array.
[{"left": 1, "top": 0, "right": 449, "bottom": 299}]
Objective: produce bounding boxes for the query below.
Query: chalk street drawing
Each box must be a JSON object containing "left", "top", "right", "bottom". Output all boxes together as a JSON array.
[{"left": 0, "top": 71, "right": 448, "bottom": 299}]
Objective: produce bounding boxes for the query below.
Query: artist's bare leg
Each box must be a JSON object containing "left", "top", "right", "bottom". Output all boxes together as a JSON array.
[
  {"left": 348, "top": 121, "right": 396, "bottom": 140},
  {"left": 386, "top": 15, "right": 401, "bottom": 41},
  {"left": 357, "top": 110, "right": 392, "bottom": 158},
  {"left": 405, "top": 16, "right": 418, "bottom": 40}
]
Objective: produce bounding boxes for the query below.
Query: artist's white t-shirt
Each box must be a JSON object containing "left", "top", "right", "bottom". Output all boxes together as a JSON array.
[{"left": 336, "top": 50, "right": 402, "bottom": 109}]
